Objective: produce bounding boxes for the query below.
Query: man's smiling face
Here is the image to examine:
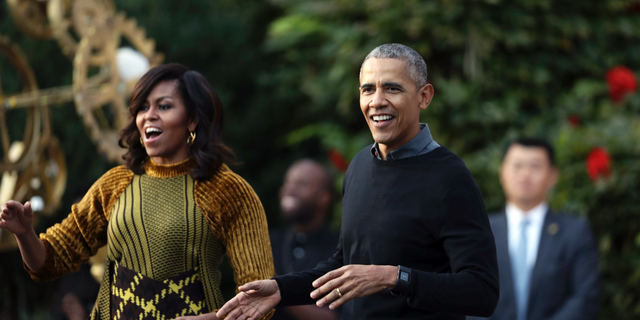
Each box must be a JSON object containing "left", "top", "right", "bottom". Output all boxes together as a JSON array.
[{"left": 359, "top": 58, "right": 433, "bottom": 158}]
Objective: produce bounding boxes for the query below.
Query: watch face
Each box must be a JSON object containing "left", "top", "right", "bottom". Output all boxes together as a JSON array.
[{"left": 400, "top": 271, "right": 410, "bottom": 282}]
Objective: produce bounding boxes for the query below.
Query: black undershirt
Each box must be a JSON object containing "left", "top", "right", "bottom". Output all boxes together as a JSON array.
[{"left": 274, "top": 146, "right": 499, "bottom": 320}]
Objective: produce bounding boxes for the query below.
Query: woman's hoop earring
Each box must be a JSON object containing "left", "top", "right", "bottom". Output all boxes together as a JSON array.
[
  {"left": 187, "top": 131, "right": 196, "bottom": 145},
  {"left": 140, "top": 137, "right": 145, "bottom": 147}
]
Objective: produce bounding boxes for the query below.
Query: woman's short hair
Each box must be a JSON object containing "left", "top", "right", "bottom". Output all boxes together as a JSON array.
[{"left": 118, "top": 63, "right": 235, "bottom": 181}]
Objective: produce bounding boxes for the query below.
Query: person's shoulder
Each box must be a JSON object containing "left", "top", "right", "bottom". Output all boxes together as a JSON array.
[
  {"left": 194, "top": 164, "right": 262, "bottom": 210},
  {"left": 101, "top": 165, "right": 134, "bottom": 179},
  {"left": 400, "top": 146, "right": 471, "bottom": 179},
  {"left": 549, "top": 212, "right": 593, "bottom": 233},
  {"left": 547, "top": 212, "right": 597, "bottom": 251},
  {"left": 94, "top": 165, "right": 134, "bottom": 190},
  {"left": 199, "top": 164, "right": 255, "bottom": 193},
  {"left": 428, "top": 146, "right": 479, "bottom": 190},
  {"left": 432, "top": 146, "right": 470, "bottom": 172}
]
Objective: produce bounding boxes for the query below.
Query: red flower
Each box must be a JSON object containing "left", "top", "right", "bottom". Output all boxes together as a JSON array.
[
  {"left": 328, "top": 149, "right": 349, "bottom": 172},
  {"left": 568, "top": 114, "right": 580, "bottom": 127},
  {"left": 586, "top": 147, "right": 611, "bottom": 181},
  {"left": 606, "top": 66, "right": 638, "bottom": 103}
]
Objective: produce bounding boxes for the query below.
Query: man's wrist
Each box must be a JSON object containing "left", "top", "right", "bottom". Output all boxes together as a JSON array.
[
  {"left": 271, "top": 278, "right": 284, "bottom": 307},
  {"left": 271, "top": 279, "right": 282, "bottom": 302},
  {"left": 389, "top": 265, "right": 412, "bottom": 297},
  {"left": 386, "top": 265, "right": 399, "bottom": 289}
]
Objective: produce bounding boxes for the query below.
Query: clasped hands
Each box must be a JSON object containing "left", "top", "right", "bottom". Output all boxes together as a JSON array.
[{"left": 212, "top": 264, "right": 398, "bottom": 320}]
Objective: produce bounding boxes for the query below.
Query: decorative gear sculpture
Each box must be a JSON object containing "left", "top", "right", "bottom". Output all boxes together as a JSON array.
[
  {"left": 0, "top": 36, "right": 68, "bottom": 251},
  {"left": 0, "top": 34, "right": 43, "bottom": 172},
  {"left": 0, "top": 35, "right": 66, "bottom": 213},
  {"left": 47, "top": 0, "right": 116, "bottom": 60},
  {"left": 7, "top": 0, "right": 53, "bottom": 39},
  {"left": 73, "top": 12, "right": 164, "bottom": 162},
  {"left": 6, "top": 137, "right": 67, "bottom": 214}
]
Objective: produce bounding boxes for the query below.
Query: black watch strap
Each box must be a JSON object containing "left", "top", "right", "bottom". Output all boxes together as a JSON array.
[{"left": 390, "top": 265, "right": 411, "bottom": 297}]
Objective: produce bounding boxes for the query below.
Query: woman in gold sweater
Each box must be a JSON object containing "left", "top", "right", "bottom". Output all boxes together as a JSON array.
[{"left": 0, "top": 64, "right": 275, "bottom": 320}]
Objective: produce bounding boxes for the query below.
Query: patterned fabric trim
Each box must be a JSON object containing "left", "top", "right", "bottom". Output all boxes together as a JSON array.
[{"left": 110, "top": 260, "right": 206, "bottom": 320}]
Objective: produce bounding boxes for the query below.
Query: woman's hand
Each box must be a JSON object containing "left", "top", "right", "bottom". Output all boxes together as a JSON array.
[
  {"left": 1, "top": 200, "right": 46, "bottom": 271},
  {"left": 216, "top": 279, "right": 281, "bottom": 320},
  {"left": 0, "top": 200, "right": 35, "bottom": 236}
]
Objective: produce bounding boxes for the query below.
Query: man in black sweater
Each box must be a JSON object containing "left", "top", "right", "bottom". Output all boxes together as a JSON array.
[{"left": 215, "top": 43, "right": 499, "bottom": 320}]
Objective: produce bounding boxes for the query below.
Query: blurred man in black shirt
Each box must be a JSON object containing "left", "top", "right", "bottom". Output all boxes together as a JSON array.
[{"left": 270, "top": 159, "right": 340, "bottom": 320}]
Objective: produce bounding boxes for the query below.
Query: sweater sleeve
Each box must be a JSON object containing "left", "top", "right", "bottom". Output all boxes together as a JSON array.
[
  {"left": 405, "top": 176, "right": 499, "bottom": 317},
  {"left": 25, "top": 166, "right": 133, "bottom": 282},
  {"left": 195, "top": 165, "right": 275, "bottom": 319}
]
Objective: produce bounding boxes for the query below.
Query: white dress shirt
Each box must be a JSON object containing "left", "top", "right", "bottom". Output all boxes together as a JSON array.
[{"left": 506, "top": 202, "right": 548, "bottom": 269}]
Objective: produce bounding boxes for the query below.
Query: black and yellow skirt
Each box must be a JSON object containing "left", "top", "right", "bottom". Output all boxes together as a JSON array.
[{"left": 110, "top": 261, "right": 206, "bottom": 320}]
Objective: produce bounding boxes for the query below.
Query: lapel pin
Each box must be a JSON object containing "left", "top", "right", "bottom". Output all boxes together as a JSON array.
[{"left": 548, "top": 223, "right": 559, "bottom": 235}]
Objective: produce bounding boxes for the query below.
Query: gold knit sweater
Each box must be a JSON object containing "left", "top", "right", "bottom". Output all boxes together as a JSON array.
[{"left": 27, "top": 158, "right": 275, "bottom": 319}]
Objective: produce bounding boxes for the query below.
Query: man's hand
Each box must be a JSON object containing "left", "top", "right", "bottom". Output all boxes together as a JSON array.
[
  {"left": 310, "top": 265, "right": 398, "bottom": 310},
  {"left": 174, "top": 313, "right": 219, "bottom": 320},
  {"left": 216, "top": 279, "right": 281, "bottom": 320}
]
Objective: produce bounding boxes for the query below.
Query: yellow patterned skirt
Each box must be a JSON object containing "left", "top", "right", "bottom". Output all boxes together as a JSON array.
[{"left": 110, "top": 260, "right": 206, "bottom": 320}]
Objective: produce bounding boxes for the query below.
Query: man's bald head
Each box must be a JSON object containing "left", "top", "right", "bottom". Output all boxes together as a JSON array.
[
  {"left": 280, "top": 159, "right": 334, "bottom": 226},
  {"left": 290, "top": 159, "right": 334, "bottom": 193}
]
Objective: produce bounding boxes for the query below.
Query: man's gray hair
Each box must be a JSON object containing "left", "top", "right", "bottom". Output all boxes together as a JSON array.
[{"left": 359, "top": 43, "right": 428, "bottom": 88}]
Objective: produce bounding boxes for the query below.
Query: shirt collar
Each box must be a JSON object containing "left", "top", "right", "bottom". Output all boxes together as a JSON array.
[
  {"left": 370, "top": 123, "right": 434, "bottom": 160},
  {"left": 506, "top": 202, "right": 548, "bottom": 229}
]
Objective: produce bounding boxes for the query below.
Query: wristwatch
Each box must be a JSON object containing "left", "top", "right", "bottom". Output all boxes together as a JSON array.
[{"left": 390, "top": 265, "right": 411, "bottom": 297}]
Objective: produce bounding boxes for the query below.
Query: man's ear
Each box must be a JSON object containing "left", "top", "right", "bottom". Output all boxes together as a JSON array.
[{"left": 419, "top": 83, "right": 434, "bottom": 110}]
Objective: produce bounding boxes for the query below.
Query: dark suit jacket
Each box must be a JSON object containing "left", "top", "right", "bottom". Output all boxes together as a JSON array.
[{"left": 469, "top": 210, "right": 600, "bottom": 320}]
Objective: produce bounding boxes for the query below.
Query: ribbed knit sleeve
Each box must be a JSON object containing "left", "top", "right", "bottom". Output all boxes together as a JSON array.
[
  {"left": 25, "top": 166, "right": 134, "bottom": 282},
  {"left": 194, "top": 164, "right": 275, "bottom": 320}
]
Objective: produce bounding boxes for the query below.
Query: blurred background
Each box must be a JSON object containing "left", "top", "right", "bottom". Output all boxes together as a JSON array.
[{"left": 0, "top": 0, "right": 639, "bottom": 319}]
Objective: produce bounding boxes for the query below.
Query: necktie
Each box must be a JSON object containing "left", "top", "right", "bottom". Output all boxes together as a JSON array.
[{"left": 514, "top": 219, "right": 531, "bottom": 320}]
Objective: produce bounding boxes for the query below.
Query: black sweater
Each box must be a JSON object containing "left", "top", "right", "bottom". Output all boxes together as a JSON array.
[{"left": 274, "top": 146, "right": 499, "bottom": 319}]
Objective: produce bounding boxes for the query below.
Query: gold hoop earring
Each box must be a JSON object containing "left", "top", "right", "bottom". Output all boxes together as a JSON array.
[
  {"left": 187, "top": 131, "right": 196, "bottom": 145},
  {"left": 140, "top": 137, "right": 145, "bottom": 147}
]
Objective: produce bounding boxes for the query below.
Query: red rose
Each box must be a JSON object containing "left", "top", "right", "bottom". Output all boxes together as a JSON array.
[
  {"left": 585, "top": 147, "right": 611, "bottom": 181},
  {"left": 568, "top": 114, "right": 580, "bottom": 127},
  {"left": 328, "top": 149, "right": 349, "bottom": 172},
  {"left": 606, "top": 66, "right": 638, "bottom": 103}
]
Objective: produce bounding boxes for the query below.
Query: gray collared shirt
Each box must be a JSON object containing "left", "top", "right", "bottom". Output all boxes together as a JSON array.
[{"left": 370, "top": 123, "right": 440, "bottom": 160}]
